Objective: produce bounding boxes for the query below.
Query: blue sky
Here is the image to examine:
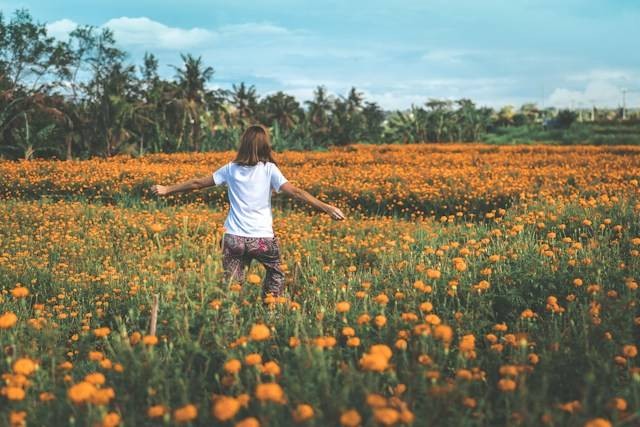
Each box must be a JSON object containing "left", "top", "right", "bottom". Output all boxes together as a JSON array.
[{"left": 2, "top": 0, "right": 639, "bottom": 109}]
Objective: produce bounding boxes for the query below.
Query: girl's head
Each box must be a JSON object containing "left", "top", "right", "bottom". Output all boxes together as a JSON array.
[{"left": 233, "top": 124, "right": 277, "bottom": 166}]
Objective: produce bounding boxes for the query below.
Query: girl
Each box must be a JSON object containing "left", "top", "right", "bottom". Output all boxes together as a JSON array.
[{"left": 150, "top": 124, "right": 345, "bottom": 300}]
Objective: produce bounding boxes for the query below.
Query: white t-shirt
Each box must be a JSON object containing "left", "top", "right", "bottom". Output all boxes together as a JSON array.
[{"left": 212, "top": 161, "right": 288, "bottom": 238}]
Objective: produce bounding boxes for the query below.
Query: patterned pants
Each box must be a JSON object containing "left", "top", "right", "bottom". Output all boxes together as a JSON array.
[{"left": 221, "top": 233, "right": 285, "bottom": 298}]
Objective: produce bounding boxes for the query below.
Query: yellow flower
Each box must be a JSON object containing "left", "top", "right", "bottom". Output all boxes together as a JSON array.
[
  {"left": 212, "top": 396, "right": 241, "bottom": 421},
  {"left": 249, "top": 324, "right": 271, "bottom": 341}
]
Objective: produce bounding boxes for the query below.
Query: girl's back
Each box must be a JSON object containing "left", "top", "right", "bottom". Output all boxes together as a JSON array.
[{"left": 213, "top": 161, "right": 288, "bottom": 238}]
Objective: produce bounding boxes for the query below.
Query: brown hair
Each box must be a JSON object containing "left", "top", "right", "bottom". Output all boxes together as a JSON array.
[{"left": 233, "top": 124, "right": 277, "bottom": 166}]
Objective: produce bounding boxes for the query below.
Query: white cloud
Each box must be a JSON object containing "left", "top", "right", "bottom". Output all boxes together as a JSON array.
[
  {"left": 46, "top": 19, "right": 78, "bottom": 40},
  {"left": 422, "top": 49, "right": 475, "bottom": 64},
  {"left": 217, "top": 23, "right": 292, "bottom": 37},
  {"left": 46, "top": 16, "right": 295, "bottom": 51},
  {"left": 547, "top": 70, "right": 640, "bottom": 108},
  {"left": 565, "top": 68, "right": 638, "bottom": 83},
  {"left": 103, "top": 17, "right": 214, "bottom": 50}
]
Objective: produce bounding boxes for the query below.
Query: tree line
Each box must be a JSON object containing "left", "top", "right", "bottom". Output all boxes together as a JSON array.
[{"left": 1, "top": 9, "right": 570, "bottom": 160}]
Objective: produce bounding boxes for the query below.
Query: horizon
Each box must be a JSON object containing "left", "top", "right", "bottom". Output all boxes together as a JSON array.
[{"left": 1, "top": 0, "right": 639, "bottom": 110}]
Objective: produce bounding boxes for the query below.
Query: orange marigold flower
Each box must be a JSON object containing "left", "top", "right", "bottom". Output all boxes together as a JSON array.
[
  {"left": 336, "top": 301, "right": 351, "bottom": 313},
  {"left": 249, "top": 324, "right": 271, "bottom": 341},
  {"left": 67, "top": 381, "right": 97, "bottom": 404},
  {"left": 245, "top": 353, "right": 262, "bottom": 366},
  {"left": 498, "top": 378, "right": 517, "bottom": 392},
  {"left": 340, "top": 409, "right": 362, "bottom": 427},
  {"left": 426, "top": 268, "right": 441, "bottom": 279},
  {"left": 13, "top": 358, "right": 38, "bottom": 376},
  {"left": 247, "top": 274, "right": 262, "bottom": 285},
  {"left": 433, "top": 324, "right": 453, "bottom": 344},
  {"left": 212, "top": 396, "right": 241, "bottom": 421},
  {"left": 584, "top": 418, "right": 612, "bottom": 427},
  {"left": 102, "top": 412, "right": 120, "bottom": 427},
  {"left": 261, "top": 361, "right": 281, "bottom": 376},
  {"left": 374, "top": 315, "right": 387, "bottom": 328},
  {"left": 93, "top": 327, "right": 111, "bottom": 338},
  {"left": 9, "top": 410, "right": 27, "bottom": 427},
  {"left": 347, "top": 337, "right": 361, "bottom": 347},
  {"left": 147, "top": 405, "right": 168, "bottom": 418},
  {"left": 360, "top": 353, "right": 389, "bottom": 372},
  {"left": 2, "top": 386, "right": 26, "bottom": 401},
  {"left": 10, "top": 287, "right": 29, "bottom": 298},
  {"left": 143, "top": 335, "right": 159, "bottom": 346},
  {"left": 255, "top": 383, "right": 286, "bottom": 404},
  {"left": 373, "top": 407, "right": 400, "bottom": 426},
  {"left": 292, "top": 403, "right": 314, "bottom": 423},
  {"left": 235, "top": 417, "right": 260, "bottom": 427},
  {"left": 623, "top": 345, "right": 638, "bottom": 358},
  {"left": 224, "top": 359, "right": 242, "bottom": 375},
  {"left": 0, "top": 312, "right": 18, "bottom": 329},
  {"left": 84, "top": 372, "right": 106, "bottom": 385},
  {"left": 366, "top": 393, "right": 387, "bottom": 408},
  {"left": 173, "top": 404, "right": 198, "bottom": 423}
]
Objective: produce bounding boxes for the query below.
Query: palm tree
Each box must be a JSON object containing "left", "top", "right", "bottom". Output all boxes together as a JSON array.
[
  {"left": 231, "top": 82, "right": 259, "bottom": 126},
  {"left": 305, "top": 86, "right": 333, "bottom": 145},
  {"left": 171, "top": 53, "right": 215, "bottom": 151},
  {"left": 425, "top": 99, "right": 452, "bottom": 142},
  {"left": 362, "top": 101, "right": 385, "bottom": 143},
  {"left": 259, "top": 91, "right": 303, "bottom": 132}
]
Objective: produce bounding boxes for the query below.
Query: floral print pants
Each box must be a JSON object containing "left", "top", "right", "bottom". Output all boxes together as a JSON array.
[{"left": 221, "top": 233, "right": 285, "bottom": 298}]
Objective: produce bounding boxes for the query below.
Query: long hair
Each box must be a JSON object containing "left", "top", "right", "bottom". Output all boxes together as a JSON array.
[{"left": 233, "top": 124, "right": 277, "bottom": 166}]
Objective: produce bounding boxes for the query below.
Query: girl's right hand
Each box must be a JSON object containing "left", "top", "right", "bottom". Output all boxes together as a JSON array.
[
  {"left": 151, "top": 184, "right": 169, "bottom": 196},
  {"left": 325, "top": 205, "right": 346, "bottom": 220}
]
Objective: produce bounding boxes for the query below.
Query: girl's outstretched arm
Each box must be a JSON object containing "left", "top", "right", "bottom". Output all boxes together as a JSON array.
[
  {"left": 279, "top": 182, "right": 345, "bottom": 220},
  {"left": 151, "top": 175, "right": 215, "bottom": 196}
]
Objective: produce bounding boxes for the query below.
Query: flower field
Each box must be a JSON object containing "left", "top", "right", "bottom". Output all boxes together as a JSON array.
[{"left": 0, "top": 144, "right": 639, "bottom": 426}]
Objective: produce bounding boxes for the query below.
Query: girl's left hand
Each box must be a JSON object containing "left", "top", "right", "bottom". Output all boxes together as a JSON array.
[{"left": 151, "top": 184, "right": 169, "bottom": 196}]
